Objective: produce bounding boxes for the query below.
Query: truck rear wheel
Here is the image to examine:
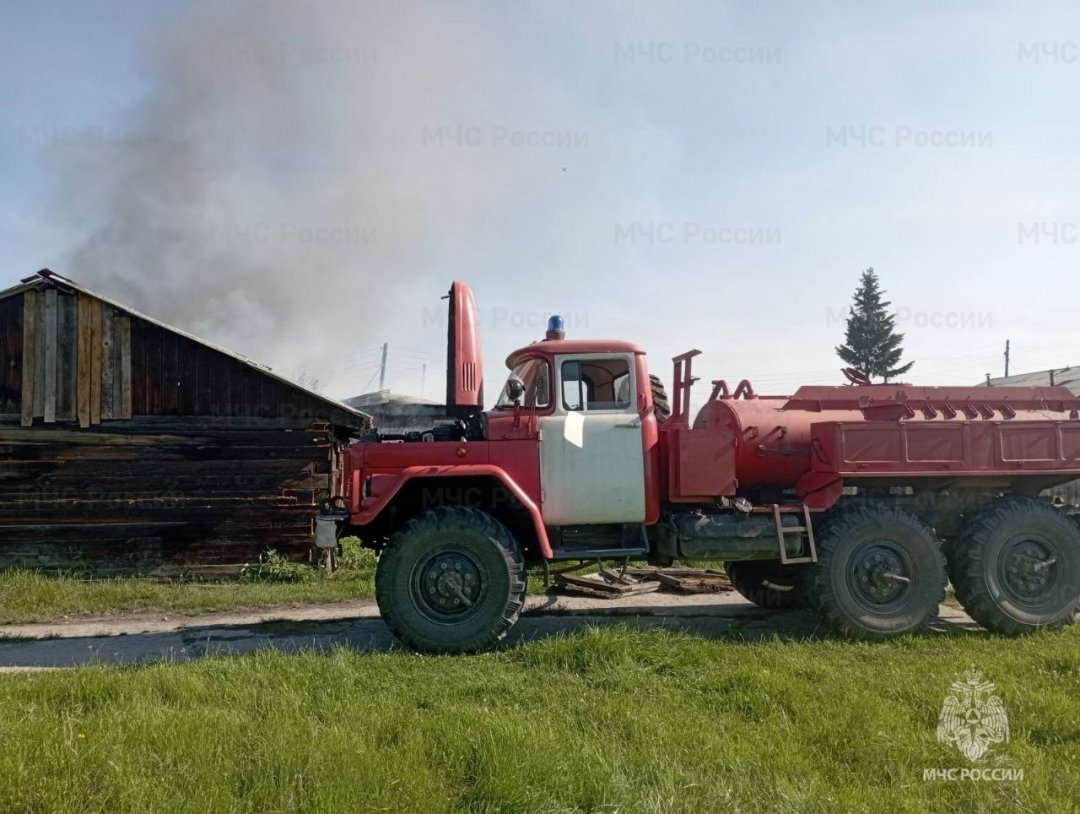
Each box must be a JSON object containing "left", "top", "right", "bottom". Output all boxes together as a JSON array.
[
  {"left": 808, "top": 505, "right": 947, "bottom": 640},
  {"left": 724, "top": 560, "right": 809, "bottom": 609},
  {"left": 950, "top": 498, "right": 1080, "bottom": 635},
  {"left": 375, "top": 507, "right": 527, "bottom": 653}
]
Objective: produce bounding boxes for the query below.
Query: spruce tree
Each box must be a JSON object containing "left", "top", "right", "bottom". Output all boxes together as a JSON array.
[{"left": 836, "top": 268, "right": 914, "bottom": 383}]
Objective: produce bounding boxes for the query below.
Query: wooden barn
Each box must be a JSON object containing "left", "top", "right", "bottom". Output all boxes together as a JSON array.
[{"left": 0, "top": 269, "right": 370, "bottom": 575}]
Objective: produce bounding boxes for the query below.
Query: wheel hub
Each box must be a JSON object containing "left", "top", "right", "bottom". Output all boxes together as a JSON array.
[
  {"left": 851, "top": 545, "right": 911, "bottom": 605},
  {"left": 1002, "top": 539, "right": 1056, "bottom": 599},
  {"left": 415, "top": 551, "right": 483, "bottom": 618}
]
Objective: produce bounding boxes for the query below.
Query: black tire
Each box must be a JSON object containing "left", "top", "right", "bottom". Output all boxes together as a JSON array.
[
  {"left": 650, "top": 374, "right": 670, "bottom": 423},
  {"left": 724, "top": 560, "right": 809, "bottom": 609},
  {"left": 950, "top": 497, "right": 1080, "bottom": 635},
  {"left": 808, "top": 504, "right": 947, "bottom": 640},
  {"left": 375, "top": 507, "right": 526, "bottom": 653}
]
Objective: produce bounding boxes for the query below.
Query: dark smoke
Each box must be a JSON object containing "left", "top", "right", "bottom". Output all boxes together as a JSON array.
[
  {"left": 40, "top": 4, "right": 499, "bottom": 391},
  {"left": 43, "top": 2, "right": 647, "bottom": 398}
]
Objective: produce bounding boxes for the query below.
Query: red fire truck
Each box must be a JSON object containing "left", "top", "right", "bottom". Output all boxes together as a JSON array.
[{"left": 320, "top": 283, "right": 1080, "bottom": 652}]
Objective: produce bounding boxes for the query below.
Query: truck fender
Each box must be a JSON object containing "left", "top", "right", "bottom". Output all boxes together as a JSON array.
[{"left": 355, "top": 465, "right": 553, "bottom": 559}]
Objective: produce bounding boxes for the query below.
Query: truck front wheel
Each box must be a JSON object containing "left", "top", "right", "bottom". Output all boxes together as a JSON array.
[
  {"left": 375, "top": 507, "right": 527, "bottom": 653},
  {"left": 950, "top": 498, "right": 1080, "bottom": 635},
  {"left": 808, "top": 505, "right": 947, "bottom": 640}
]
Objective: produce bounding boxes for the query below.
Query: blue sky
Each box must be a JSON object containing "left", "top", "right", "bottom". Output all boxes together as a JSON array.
[{"left": 1, "top": 1, "right": 1078, "bottom": 402}]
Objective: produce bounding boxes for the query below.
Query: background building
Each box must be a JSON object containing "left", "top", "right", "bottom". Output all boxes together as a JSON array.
[
  {"left": 343, "top": 389, "right": 450, "bottom": 436},
  {"left": 982, "top": 365, "right": 1080, "bottom": 504},
  {"left": 982, "top": 366, "right": 1080, "bottom": 395},
  {"left": 0, "top": 270, "right": 370, "bottom": 575}
]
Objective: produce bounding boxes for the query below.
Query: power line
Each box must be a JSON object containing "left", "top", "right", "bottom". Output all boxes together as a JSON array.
[{"left": 396, "top": 345, "right": 444, "bottom": 359}]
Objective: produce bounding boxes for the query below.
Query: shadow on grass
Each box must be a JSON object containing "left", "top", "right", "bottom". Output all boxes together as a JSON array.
[{"left": 0, "top": 599, "right": 987, "bottom": 669}]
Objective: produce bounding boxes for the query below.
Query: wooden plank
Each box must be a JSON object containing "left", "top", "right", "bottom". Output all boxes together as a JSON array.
[
  {"left": 129, "top": 319, "right": 145, "bottom": 415},
  {"left": 653, "top": 569, "right": 732, "bottom": 593},
  {"left": 2, "top": 295, "right": 26, "bottom": 416},
  {"left": 553, "top": 571, "right": 660, "bottom": 598},
  {"left": 211, "top": 349, "right": 229, "bottom": 418},
  {"left": 76, "top": 294, "right": 92, "bottom": 428},
  {"left": 100, "top": 304, "right": 115, "bottom": 420},
  {"left": 90, "top": 297, "right": 103, "bottom": 425},
  {"left": 56, "top": 292, "right": 77, "bottom": 421},
  {"left": 227, "top": 353, "right": 245, "bottom": 417},
  {"left": 43, "top": 288, "right": 58, "bottom": 423},
  {"left": 144, "top": 323, "right": 161, "bottom": 415},
  {"left": 110, "top": 311, "right": 123, "bottom": 418},
  {"left": 19, "top": 290, "right": 37, "bottom": 427},
  {"left": 32, "top": 290, "right": 45, "bottom": 419},
  {"left": 160, "top": 330, "right": 179, "bottom": 414},
  {"left": 177, "top": 336, "right": 196, "bottom": 415},
  {"left": 194, "top": 342, "right": 212, "bottom": 414},
  {"left": 239, "top": 361, "right": 254, "bottom": 417},
  {"left": 10, "top": 293, "right": 24, "bottom": 415},
  {"left": 119, "top": 316, "right": 132, "bottom": 419},
  {"left": 0, "top": 297, "right": 8, "bottom": 411}
]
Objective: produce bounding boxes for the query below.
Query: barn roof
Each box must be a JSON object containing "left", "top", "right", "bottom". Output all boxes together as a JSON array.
[
  {"left": 981, "top": 366, "right": 1080, "bottom": 396},
  {"left": 0, "top": 269, "right": 371, "bottom": 430}
]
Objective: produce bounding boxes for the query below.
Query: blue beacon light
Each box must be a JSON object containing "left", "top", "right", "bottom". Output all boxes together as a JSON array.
[{"left": 545, "top": 315, "right": 566, "bottom": 340}]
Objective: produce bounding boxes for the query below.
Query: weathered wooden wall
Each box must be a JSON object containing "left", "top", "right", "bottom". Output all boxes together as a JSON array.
[
  {"left": 3, "top": 286, "right": 357, "bottom": 428},
  {"left": 0, "top": 280, "right": 364, "bottom": 575},
  {"left": 0, "top": 292, "right": 25, "bottom": 418},
  {"left": 0, "top": 420, "right": 338, "bottom": 574}
]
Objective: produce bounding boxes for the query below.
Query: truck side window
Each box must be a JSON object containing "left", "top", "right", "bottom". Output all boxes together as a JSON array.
[
  {"left": 496, "top": 358, "right": 551, "bottom": 409},
  {"left": 561, "top": 358, "right": 633, "bottom": 412},
  {"left": 525, "top": 360, "right": 550, "bottom": 408}
]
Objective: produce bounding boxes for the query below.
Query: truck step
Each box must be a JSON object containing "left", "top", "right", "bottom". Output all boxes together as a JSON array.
[
  {"left": 548, "top": 546, "right": 649, "bottom": 561},
  {"left": 548, "top": 523, "right": 649, "bottom": 561}
]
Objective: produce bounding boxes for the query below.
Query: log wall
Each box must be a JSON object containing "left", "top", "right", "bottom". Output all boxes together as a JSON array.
[{"left": 0, "top": 420, "right": 339, "bottom": 574}]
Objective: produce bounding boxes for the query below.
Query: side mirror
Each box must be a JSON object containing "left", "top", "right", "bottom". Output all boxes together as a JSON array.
[{"left": 505, "top": 376, "right": 525, "bottom": 403}]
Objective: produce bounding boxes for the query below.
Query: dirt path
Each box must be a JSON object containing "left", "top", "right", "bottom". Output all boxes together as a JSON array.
[
  {"left": 0, "top": 594, "right": 981, "bottom": 671},
  {"left": 0, "top": 591, "right": 784, "bottom": 641}
]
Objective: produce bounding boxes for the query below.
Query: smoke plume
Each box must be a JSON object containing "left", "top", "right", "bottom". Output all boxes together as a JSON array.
[{"left": 45, "top": 1, "right": 622, "bottom": 398}]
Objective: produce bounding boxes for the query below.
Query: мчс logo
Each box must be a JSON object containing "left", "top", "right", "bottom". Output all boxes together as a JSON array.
[{"left": 936, "top": 667, "right": 1010, "bottom": 762}]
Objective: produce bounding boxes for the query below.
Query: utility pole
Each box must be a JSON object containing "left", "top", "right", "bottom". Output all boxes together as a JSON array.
[
  {"left": 379, "top": 342, "right": 388, "bottom": 391},
  {"left": 985, "top": 372, "right": 991, "bottom": 385},
  {"left": 1004, "top": 339, "right": 1010, "bottom": 378},
  {"left": 421, "top": 363, "right": 427, "bottom": 398}
]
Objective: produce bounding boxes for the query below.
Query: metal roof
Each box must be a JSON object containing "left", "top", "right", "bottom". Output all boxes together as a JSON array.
[
  {"left": 981, "top": 366, "right": 1080, "bottom": 396},
  {"left": 505, "top": 339, "right": 646, "bottom": 368},
  {"left": 345, "top": 389, "right": 443, "bottom": 408},
  {"left": 0, "top": 269, "right": 371, "bottom": 428}
]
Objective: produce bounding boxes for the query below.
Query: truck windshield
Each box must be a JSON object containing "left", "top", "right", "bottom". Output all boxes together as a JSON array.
[{"left": 495, "top": 359, "right": 550, "bottom": 409}]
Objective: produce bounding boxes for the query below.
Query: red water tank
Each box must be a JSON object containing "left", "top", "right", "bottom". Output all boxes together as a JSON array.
[
  {"left": 690, "top": 384, "right": 1080, "bottom": 492},
  {"left": 692, "top": 396, "right": 861, "bottom": 490}
]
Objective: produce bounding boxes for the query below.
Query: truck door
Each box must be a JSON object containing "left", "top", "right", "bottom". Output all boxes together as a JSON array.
[{"left": 538, "top": 354, "right": 646, "bottom": 524}]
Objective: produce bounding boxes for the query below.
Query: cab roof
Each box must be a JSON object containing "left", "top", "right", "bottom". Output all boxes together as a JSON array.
[{"left": 505, "top": 339, "right": 646, "bottom": 368}]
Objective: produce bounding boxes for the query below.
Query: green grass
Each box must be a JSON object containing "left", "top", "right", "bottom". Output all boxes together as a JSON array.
[
  {"left": 0, "top": 540, "right": 378, "bottom": 625},
  {"left": 0, "top": 626, "right": 1076, "bottom": 812},
  {"left": 0, "top": 570, "right": 373, "bottom": 624},
  {"left": 0, "top": 550, "right": 678, "bottom": 625}
]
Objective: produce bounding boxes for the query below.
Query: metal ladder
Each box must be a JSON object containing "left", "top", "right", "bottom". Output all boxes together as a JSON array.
[{"left": 773, "top": 503, "right": 818, "bottom": 565}]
